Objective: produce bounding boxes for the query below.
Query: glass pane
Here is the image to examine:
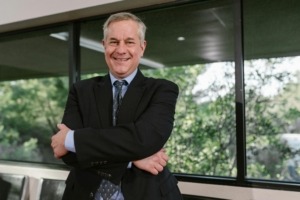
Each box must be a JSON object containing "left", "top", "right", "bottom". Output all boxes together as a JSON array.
[
  {"left": 0, "top": 26, "right": 69, "bottom": 164},
  {"left": 142, "top": 62, "right": 236, "bottom": 177},
  {"left": 80, "top": 0, "right": 236, "bottom": 176},
  {"left": 244, "top": 0, "right": 300, "bottom": 182}
]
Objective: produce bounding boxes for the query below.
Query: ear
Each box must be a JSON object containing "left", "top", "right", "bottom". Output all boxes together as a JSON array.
[
  {"left": 102, "top": 40, "right": 106, "bottom": 48},
  {"left": 140, "top": 40, "right": 147, "bottom": 56}
]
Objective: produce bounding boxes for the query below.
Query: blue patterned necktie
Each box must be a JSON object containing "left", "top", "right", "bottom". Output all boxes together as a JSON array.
[
  {"left": 112, "top": 80, "right": 127, "bottom": 126},
  {"left": 98, "top": 179, "right": 119, "bottom": 200},
  {"left": 96, "top": 80, "right": 127, "bottom": 200}
]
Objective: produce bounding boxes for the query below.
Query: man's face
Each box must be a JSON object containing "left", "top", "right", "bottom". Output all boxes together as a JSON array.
[{"left": 103, "top": 20, "right": 146, "bottom": 79}]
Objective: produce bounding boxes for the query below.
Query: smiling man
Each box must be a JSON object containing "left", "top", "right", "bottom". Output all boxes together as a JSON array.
[
  {"left": 51, "top": 12, "right": 182, "bottom": 200},
  {"left": 103, "top": 18, "right": 146, "bottom": 79}
]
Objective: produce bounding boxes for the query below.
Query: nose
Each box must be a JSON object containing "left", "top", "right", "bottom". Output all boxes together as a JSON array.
[{"left": 115, "top": 41, "right": 126, "bottom": 53}]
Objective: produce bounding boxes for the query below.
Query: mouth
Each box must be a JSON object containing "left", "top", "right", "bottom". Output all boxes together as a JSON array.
[{"left": 114, "top": 57, "right": 130, "bottom": 62}]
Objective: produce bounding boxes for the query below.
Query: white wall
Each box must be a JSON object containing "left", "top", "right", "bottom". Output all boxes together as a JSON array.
[
  {"left": 179, "top": 182, "right": 300, "bottom": 200},
  {"left": 1, "top": 163, "right": 300, "bottom": 200},
  {"left": 0, "top": 0, "right": 173, "bottom": 33},
  {"left": 0, "top": 163, "right": 68, "bottom": 200},
  {"left": 0, "top": 0, "right": 121, "bottom": 26}
]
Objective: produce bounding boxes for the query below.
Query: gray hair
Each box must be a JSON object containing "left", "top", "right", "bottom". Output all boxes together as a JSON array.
[{"left": 103, "top": 12, "right": 147, "bottom": 43}]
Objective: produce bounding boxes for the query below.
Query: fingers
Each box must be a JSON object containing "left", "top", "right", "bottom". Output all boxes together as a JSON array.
[
  {"left": 150, "top": 163, "right": 163, "bottom": 175},
  {"left": 53, "top": 151, "right": 59, "bottom": 159},
  {"left": 152, "top": 150, "right": 168, "bottom": 173},
  {"left": 57, "top": 123, "right": 61, "bottom": 129},
  {"left": 57, "top": 123, "right": 66, "bottom": 130},
  {"left": 51, "top": 135, "right": 56, "bottom": 148},
  {"left": 156, "top": 150, "right": 168, "bottom": 167},
  {"left": 154, "top": 155, "right": 166, "bottom": 167},
  {"left": 161, "top": 152, "right": 169, "bottom": 161},
  {"left": 150, "top": 169, "right": 159, "bottom": 175},
  {"left": 51, "top": 138, "right": 59, "bottom": 158},
  {"left": 155, "top": 162, "right": 164, "bottom": 172},
  {"left": 51, "top": 145, "right": 66, "bottom": 159},
  {"left": 132, "top": 149, "right": 170, "bottom": 175},
  {"left": 51, "top": 132, "right": 64, "bottom": 159}
]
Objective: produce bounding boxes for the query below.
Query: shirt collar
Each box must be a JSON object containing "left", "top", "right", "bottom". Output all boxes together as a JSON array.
[{"left": 109, "top": 69, "right": 137, "bottom": 85}]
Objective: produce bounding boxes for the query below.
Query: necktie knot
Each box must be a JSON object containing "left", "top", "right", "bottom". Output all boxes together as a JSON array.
[{"left": 113, "top": 80, "right": 128, "bottom": 89}]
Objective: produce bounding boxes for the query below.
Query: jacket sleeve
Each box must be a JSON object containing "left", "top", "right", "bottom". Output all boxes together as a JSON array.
[
  {"left": 74, "top": 80, "right": 179, "bottom": 164},
  {"left": 60, "top": 84, "right": 84, "bottom": 167}
]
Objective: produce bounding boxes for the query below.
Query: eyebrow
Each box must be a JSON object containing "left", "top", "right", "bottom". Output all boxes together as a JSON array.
[{"left": 108, "top": 37, "right": 136, "bottom": 41}]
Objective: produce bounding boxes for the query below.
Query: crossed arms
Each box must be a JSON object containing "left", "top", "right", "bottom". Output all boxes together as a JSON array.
[{"left": 51, "top": 77, "right": 178, "bottom": 175}]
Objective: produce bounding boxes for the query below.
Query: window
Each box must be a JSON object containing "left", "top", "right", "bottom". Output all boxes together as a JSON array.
[
  {"left": 1, "top": 0, "right": 300, "bottom": 189},
  {"left": 244, "top": 0, "right": 300, "bottom": 182},
  {"left": 80, "top": 0, "right": 236, "bottom": 176},
  {"left": 0, "top": 26, "right": 69, "bottom": 164}
]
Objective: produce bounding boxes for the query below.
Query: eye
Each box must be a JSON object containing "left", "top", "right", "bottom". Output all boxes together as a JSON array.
[
  {"left": 109, "top": 40, "right": 118, "bottom": 46},
  {"left": 126, "top": 41, "right": 135, "bottom": 46}
]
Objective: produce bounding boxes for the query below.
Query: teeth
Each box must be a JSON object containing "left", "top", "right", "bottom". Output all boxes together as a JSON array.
[{"left": 116, "top": 58, "right": 128, "bottom": 61}]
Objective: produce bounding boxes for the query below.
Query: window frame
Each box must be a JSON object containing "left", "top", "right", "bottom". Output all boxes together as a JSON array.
[{"left": 0, "top": 0, "right": 299, "bottom": 192}]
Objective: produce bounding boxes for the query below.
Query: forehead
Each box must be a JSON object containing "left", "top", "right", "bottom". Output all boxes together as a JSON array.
[{"left": 107, "top": 20, "right": 139, "bottom": 39}]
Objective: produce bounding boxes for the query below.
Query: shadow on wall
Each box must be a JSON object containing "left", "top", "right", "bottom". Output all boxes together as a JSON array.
[
  {"left": 0, "top": 173, "right": 27, "bottom": 200},
  {"left": 0, "top": 177, "right": 11, "bottom": 200},
  {"left": 183, "top": 194, "right": 229, "bottom": 200},
  {"left": 38, "top": 178, "right": 66, "bottom": 200}
]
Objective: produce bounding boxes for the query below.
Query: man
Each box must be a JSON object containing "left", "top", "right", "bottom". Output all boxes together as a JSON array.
[{"left": 51, "top": 12, "right": 182, "bottom": 200}]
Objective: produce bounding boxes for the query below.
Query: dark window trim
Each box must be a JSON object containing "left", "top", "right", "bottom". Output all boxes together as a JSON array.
[
  {"left": 234, "top": 0, "right": 246, "bottom": 185},
  {"left": 68, "top": 22, "right": 81, "bottom": 87}
]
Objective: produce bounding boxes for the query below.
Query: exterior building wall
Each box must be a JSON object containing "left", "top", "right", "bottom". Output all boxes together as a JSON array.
[{"left": 0, "top": 0, "right": 173, "bottom": 32}]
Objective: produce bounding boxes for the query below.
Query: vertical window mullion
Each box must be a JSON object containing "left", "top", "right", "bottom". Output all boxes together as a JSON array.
[
  {"left": 68, "top": 22, "right": 81, "bottom": 87},
  {"left": 234, "top": 0, "right": 246, "bottom": 184}
]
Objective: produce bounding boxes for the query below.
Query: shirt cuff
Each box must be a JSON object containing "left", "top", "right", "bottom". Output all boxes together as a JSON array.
[{"left": 65, "top": 130, "right": 76, "bottom": 152}]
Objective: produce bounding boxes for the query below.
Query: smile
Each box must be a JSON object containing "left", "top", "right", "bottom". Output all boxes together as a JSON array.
[{"left": 114, "top": 58, "right": 130, "bottom": 61}]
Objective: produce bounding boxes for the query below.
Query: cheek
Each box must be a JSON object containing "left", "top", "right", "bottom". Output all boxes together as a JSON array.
[
  {"left": 133, "top": 48, "right": 144, "bottom": 57},
  {"left": 139, "top": 47, "right": 145, "bottom": 57},
  {"left": 104, "top": 52, "right": 110, "bottom": 61},
  {"left": 104, "top": 46, "right": 115, "bottom": 55}
]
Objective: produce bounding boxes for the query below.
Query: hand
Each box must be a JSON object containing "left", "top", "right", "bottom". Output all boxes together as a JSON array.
[
  {"left": 51, "top": 124, "right": 70, "bottom": 159},
  {"left": 133, "top": 149, "right": 168, "bottom": 175}
]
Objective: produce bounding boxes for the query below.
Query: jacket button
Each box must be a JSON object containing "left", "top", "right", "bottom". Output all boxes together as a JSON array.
[{"left": 89, "top": 192, "right": 94, "bottom": 198}]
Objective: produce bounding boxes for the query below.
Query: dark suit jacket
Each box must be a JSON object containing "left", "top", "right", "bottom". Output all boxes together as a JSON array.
[{"left": 61, "top": 69, "right": 182, "bottom": 200}]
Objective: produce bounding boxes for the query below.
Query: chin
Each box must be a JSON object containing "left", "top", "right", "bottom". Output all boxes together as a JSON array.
[{"left": 113, "top": 71, "right": 127, "bottom": 78}]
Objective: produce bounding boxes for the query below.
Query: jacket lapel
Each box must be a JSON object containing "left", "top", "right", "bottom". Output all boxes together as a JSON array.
[
  {"left": 118, "top": 70, "right": 146, "bottom": 124},
  {"left": 93, "top": 75, "right": 113, "bottom": 128}
]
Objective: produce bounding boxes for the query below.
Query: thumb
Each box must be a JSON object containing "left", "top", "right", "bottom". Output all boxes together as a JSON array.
[{"left": 57, "top": 123, "right": 66, "bottom": 130}]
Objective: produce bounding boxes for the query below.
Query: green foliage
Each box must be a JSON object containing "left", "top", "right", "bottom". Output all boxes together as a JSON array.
[
  {"left": 244, "top": 59, "right": 300, "bottom": 180},
  {"left": 0, "top": 125, "right": 41, "bottom": 161},
  {"left": 0, "top": 77, "right": 68, "bottom": 163},
  {"left": 143, "top": 64, "right": 237, "bottom": 176},
  {"left": 143, "top": 58, "right": 300, "bottom": 181},
  {"left": 0, "top": 58, "right": 299, "bottom": 181}
]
